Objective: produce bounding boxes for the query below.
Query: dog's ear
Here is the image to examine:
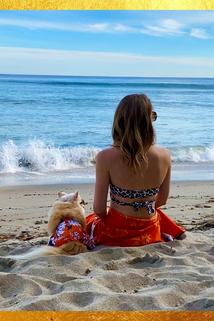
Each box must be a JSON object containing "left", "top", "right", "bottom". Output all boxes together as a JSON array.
[
  {"left": 58, "top": 191, "right": 66, "bottom": 198},
  {"left": 72, "top": 191, "right": 79, "bottom": 201}
]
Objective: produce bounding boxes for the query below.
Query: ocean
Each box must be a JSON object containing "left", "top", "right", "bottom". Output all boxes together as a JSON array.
[{"left": 0, "top": 74, "right": 214, "bottom": 186}]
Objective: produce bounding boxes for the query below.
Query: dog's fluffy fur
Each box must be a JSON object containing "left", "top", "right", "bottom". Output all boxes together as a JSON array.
[{"left": 10, "top": 191, "right": 87, "bottom": 260}]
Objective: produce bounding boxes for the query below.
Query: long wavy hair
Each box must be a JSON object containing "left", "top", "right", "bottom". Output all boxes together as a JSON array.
[{"left": 112, "top": 94, "right": 155, "bottom": 170}]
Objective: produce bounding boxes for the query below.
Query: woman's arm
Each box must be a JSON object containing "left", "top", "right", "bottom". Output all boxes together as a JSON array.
[
  {"left": 155, "top": 151, "right": 171, "bottom": 208},
  {"left": 93, "top": 150, "right": 110, "bottom": 217}
]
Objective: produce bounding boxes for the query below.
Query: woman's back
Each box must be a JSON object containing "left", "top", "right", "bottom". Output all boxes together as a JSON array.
[
  {"left": 108, "top": 145, "right": 169, "bottom": 189},
  {"left": 94, "top": 145, "right": 171, "bottom": 218}
]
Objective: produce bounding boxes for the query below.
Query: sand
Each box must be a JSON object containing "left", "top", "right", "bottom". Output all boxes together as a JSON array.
[{"left": 0, "top": 181, "right": 214, "bottom": 311}]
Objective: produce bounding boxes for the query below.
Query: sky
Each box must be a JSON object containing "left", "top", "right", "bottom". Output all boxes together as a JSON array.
[{"left": 0, "top": 10, "right": 214, "bottom": 77}]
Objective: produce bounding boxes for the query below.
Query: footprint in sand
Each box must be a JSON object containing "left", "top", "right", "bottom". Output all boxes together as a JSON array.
[
  {"left": 184, "top": 298, "right": 214, "bottom": 310},
  {"left": 0, "top": 274, "right": 43, "bottom": 299},
  {"left": 0, "top": 257, "right": 16, "bottom": 272},
  {"left": 128, "top": 253, "right": 164, "bottom": 268},
  {"left": 195, "top": 203, "right": 212, "bottom": 208},
  {"left": 104, "top": 261, "right": 119, "bottom": 270}
]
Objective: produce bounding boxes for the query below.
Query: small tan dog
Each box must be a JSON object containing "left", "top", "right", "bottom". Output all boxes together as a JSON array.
[
  {"left": 11, "top": 191, "right": 94, "bottom": 260},
  {"left": 47, "top": 191, "right": 88, "bottom": 255}
]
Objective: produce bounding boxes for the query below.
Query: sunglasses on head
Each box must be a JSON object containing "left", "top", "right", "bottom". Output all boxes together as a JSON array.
[{"left": 152, "top": 111, "right": 157, "bottom": 121}]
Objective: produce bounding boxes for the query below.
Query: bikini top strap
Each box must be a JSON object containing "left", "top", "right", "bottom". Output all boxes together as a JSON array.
[{"left": 110, "top": 193, "right": 156, "bottom": 214}]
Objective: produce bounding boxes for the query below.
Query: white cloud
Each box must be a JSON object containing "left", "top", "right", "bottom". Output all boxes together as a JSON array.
[
  {"left": 141, "top": 18, "right": 185, "bottom": 37},
  {"left": 174, "top": 12, "right": 214, "bottom": 26},
  {"left": 0, "top": 46, "right": 214, "bottom": 77},
  {"left": 0, "top": 18, "right": 67, "bottom": 30},
  {"left": 113, "top": 23, "right": 135, "bottom": 32},
  {"left": 0, "top": 18, "right": 134, "bottom": 34},
  {"left": 190, "top": 28, "right": 211, "bottom": 39},
  {"left": 161, "top": 19, "right": 183, "bottom": 31},
  {"left": 141, "top": 18, "right": 213, "bottom": 40},
  {"left": 88, "top": 23, "right": 110, "bottom": 32},
  {"left": 0, "top": 16, "right": 213, "bottom": 40}
]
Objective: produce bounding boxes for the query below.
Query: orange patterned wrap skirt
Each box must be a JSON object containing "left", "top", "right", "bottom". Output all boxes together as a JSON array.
[{"left": 86, "top": 208, "right": 185, "bottom": 247}]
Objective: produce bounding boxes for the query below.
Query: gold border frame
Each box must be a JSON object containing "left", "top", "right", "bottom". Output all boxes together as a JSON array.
[
  {"left": 0, "top": 1, "right": 214, "bottom": 320},
  {"left": 0, "top": 0, "right": 213, "bottom": 10},
  {"left": 1, "top": 311, "right": 214, "bottom": 320}
]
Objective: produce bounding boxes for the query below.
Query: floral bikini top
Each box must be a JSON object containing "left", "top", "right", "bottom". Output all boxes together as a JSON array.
[{"left": 110, "top": 183, "right": 159, "bottom": 214}]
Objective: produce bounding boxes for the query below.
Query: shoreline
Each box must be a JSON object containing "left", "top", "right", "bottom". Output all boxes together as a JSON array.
[
  {"left": 1, "top": 176, "right": 214, "bottom": 189},
  {"left": 1, "top": 162, "right": 214, "bottom": 187},
  {"left": 1, "top": 178, "right": 214, "bottom": 188}
]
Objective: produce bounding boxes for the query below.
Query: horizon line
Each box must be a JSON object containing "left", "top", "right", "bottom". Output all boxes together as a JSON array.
[{"left": 1, "top": 73, "right": 214, "bottom": 79}]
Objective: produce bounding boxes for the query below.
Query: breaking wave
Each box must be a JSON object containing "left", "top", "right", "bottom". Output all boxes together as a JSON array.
[
  {"left": 170, "top": 145, "right": 214, "bottom": 163},
  {"left": 0, "top": 140, "right": 100, "bottom": 174},
  {"left": 0, "top": 140, "right": 214, "bottom": 174}
]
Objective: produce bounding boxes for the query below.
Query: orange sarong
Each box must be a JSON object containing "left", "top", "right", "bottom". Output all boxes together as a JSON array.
[{"left": 86, "top": 208, "right": 185, "bottom": 247}]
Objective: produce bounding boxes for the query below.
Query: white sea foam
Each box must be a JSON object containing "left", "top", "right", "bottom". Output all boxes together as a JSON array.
[
  {"left": 0, "top": 140, "right": 214, "bottom": 175},
  {"left": 171, "top": 145, "right": 214, "bottom": 163},
  {"left": 0, "top": 140, "right": 100, "bottom": 174},
  {"left": 0, "top": 140, "right": 20, "bottom": 174}
]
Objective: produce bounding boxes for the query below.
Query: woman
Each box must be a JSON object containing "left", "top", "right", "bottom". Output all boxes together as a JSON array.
[{"left": 86, "top": 94, "right": 185, "bottom": 246}]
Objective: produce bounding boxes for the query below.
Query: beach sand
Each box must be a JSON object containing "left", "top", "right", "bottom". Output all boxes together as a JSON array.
[{"left": 0, "top": 181, "right": 214, "bottom": 310}]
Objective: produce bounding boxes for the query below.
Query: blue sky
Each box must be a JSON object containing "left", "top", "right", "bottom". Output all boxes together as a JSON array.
[{"left": 0, "top": 10, "right": 214, "bottom": 77}]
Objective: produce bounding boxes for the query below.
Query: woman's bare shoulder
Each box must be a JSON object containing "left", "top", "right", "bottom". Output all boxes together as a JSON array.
[
  {"left": 149, "top": 145, "right": 171, "bottom": 162},
  {"left": 96, "top": 147, "right": 118, "bottom": 164}
]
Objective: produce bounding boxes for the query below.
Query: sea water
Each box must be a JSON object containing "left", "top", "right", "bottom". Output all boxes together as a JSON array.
[{"left": 0, "top": 74, "right": 214, "bottom": 186}]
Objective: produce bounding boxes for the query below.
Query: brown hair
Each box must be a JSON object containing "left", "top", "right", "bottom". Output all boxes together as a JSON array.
[{"left": 112, "top": 94, "right": 155, "bottom": 170}]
